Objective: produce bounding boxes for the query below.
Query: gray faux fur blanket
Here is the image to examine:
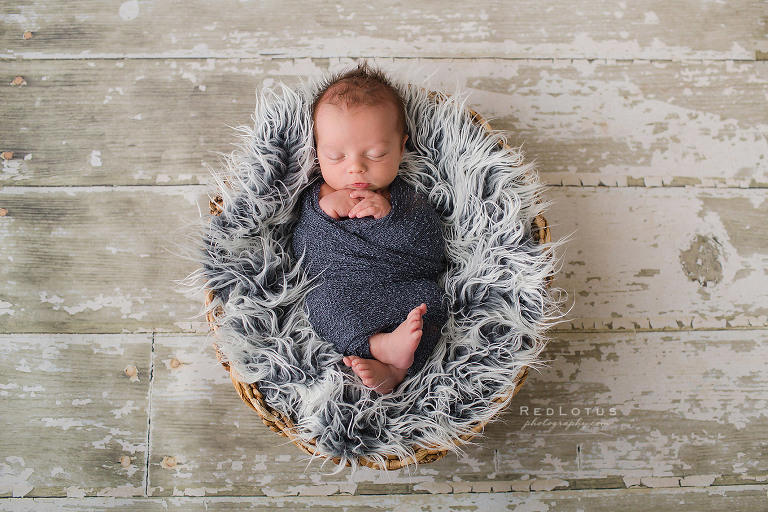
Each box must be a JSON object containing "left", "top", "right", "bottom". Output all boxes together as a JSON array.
[{"left": 192, "top": 77, "right": 558, "bottom": 469}]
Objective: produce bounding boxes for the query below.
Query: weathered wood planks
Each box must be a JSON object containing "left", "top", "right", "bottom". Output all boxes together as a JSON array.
[
  {"left": 1, "top": 1, "right": 767, "bottom": 507},
  {"left": 145, "top": 331, "right": 768, "bottom": 496},
  {"left": 2, "top": 59, "right": 766, "bottom": 187},
  {"left": 0, "top": 186, "right": 206, "bottom": 333},
  {"left": 2, "top": 1, "right": 765, "bottom": 60},
  {"left": 0, "top": 334, "right": 151, "bottom": 498},
  {"left": 2, "top": 186, "right": 766, "bottom": 333},
  {"left": 551, "top": 187, "right": 768, "bottom": 330},
  {"left": 2, "top": 486, "right": 768, "bottom": 511}
]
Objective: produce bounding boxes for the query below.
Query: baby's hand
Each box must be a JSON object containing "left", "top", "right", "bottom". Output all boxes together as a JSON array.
[
  {"left": 318, "top": 189, "right": 361, "bottom": 220},
  {"left": 348, "top": 189, "right": 392, "bottom": 219}
]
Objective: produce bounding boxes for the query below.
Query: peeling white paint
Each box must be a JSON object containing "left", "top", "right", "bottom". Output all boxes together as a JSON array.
[
  {"left": 89, "top": 150, "right": 103, "bottom": 167},
  {"left": 643, "top": 11, "right": 660, "bottom": 24},
  {"left": 0, "top": 299, "right": 15, "bottom": 316},
  {"left": 132, "top": 170, "right": 153, "bottom": 180},
  {"left": 40, "top": 417, "right": 86, "bottom": 430},
  {"left": 1, "top": 157, "right": 30, "bottom": 181},
  {"left": 64, "top": 485, "right": 89, "bottom": 498},
  {"left": 530, "top": 478, "right": 569, "bottom": 491},
  {"left": 680, "top": 474, "right": 718, "bottom": 487},
  {"left": 14, "top": 358, "right": 31, "bottom": 373},
  {"left": 106, "top": 246, "right": 132, "bottom": 255},
  {"left": 118, "top": 0, "right": 139, "bottom": 21},
  {"left": 156, "top": 336, "right": 234, "bottom": 394},
  {"left": 103, "top": 86, "right": 125, "bottom": 104},
  {"left": 92, "top": 435, "right": 113, "bottom": 450},
  {"left": 413, "top": 481, "right": 453, "bottom": 494},
  {"left": 60, "top": 291, "right": 149, "bottom": 321},
  {"left": 39, "top": 291, "right": 65, "bottom": 310},
  {"left": 110, "top": 400, "right": 140, "bottom": 420},
  {"left": 0, "top": 461, "right": 34, "bottom": 497}
]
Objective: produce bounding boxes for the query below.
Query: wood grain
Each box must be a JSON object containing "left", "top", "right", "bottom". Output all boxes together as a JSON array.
[
  {"left": 146, "top": 331, "right": 768, "bottom": 495},
  {"left": 0, "top": 186, "right": 206, "bottom": 333},
  {"left": 0, "top": 334, "right": 151, "bottom": 498},
  {"left": 2, "top": 59, "right": 765, "bottom": 187},
  {"left": 2, "top": 0, "right": 765, "bottom": 60},
  {"left": 550, "top": 187, "right": 768, "bottom": 330}
]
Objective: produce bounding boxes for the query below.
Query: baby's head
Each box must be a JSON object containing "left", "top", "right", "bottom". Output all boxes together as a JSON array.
[{"left": 312, "top": 63, "right": 408, "bottom": 193}]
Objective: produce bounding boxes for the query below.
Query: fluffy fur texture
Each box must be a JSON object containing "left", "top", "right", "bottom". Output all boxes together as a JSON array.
[{"left": 190, "top": 77, "right": 559, "bottom": 469}]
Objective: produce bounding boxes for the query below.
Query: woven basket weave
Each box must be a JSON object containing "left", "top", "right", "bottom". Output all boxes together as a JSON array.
[{"left": 204, "top": 105, "right": 552, "bottom": 471}]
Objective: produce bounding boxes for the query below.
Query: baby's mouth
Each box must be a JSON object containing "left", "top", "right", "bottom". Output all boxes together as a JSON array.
[{"left": 350, "top": 183, "right": 370, "bottom": 189}]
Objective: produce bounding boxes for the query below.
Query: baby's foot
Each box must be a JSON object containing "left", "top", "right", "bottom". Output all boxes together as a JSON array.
[
  {"left": 343, "top": 356, "right": 408, "bottom": 394},
  {"left": 369, "top": 303, "right": 426, "bottom": 370}
]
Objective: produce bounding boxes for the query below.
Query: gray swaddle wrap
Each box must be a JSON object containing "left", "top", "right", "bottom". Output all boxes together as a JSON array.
[{"left": 292, "top": 177, "right": 449, "bottom": 375}]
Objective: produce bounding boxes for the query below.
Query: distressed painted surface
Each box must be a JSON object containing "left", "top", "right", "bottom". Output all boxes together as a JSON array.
[
  {"left": 0, "top": 334, "right": 151, "bottom": 498},
  {"left": 486, "top": 331, "right": 768, "bottom": 484},
  {"left": 1, "top": 186, "right": 767, "bottom": 333},
  {"left": 552, "top": 187, "right": 768, "bottom": 330},
  {"left": 147, "top": 332, "right": 768, "bottom": 495},
  {"left": 1, "top": 486, "right": 768, "bottom": 511},
  {"left": 0, "top": 186, "right": 206, "bottom": 333},
  {"left": 2, "top": 0, "right": 766, "bottom": 60},
  {"left": 2, "top": 58, "right": 766, "bottom": 187},
  {"left": 1, "top": 59, "right": 263, "bottom": 186},
  {"left": 1, "top": 1, "right": 767, "bottom": 507}
]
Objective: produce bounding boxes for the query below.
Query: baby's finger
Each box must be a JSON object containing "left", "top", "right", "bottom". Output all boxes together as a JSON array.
[
  {"left": 348, "top": 200, "right": 373, "bottom": 218},
  {"left": 347, "top": 199, "right": 366, "bottom": 215},
  {"left": 349, "top": 189, "right": 375, "bottom": 199},
  {"left": 365, "top": 204, "right": 392, "bottom": 219},
  {"left": 352, "top": 205, "right": 380, "bottom": 218}
]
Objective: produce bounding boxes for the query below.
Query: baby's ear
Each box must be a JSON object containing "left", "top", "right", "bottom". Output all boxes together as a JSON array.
[{"left": 401, "top": 134, "right": 409, "bottom": 153}]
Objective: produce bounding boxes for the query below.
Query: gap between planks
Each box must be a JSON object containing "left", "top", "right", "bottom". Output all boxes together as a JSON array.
[{"left": 143, "top": 332, "right": 156, "bottom": 498}]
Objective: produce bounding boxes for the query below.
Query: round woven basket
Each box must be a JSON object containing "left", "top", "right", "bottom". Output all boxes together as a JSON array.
[{"left": 204, "top": 103, "right": 552, "bottom": 471}]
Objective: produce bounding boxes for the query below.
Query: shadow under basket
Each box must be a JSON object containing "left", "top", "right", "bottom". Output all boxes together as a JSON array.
[{"left": 203, "top": 100, "right": 553, "bottom": 471}]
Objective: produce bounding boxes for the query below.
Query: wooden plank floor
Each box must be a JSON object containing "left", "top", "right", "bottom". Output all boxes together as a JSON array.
[{"left": 2, "top": 1, "right": 767, "bottom": 510}]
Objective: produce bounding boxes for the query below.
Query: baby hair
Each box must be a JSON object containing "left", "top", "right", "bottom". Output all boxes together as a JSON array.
[{"left": 312, "top": 61, "right": 408, "bottom": 136}]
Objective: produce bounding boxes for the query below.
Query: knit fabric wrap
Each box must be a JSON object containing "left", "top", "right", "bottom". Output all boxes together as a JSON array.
[
  {"left": 196, "top": 79, "right": 558, "bottom": 469},
  {"left": 292, "top": 177, "right": 449, "bottom": 375}
]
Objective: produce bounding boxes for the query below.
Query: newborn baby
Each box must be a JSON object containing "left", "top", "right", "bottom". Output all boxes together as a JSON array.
[{"left": 292, "top": 64, "right": 448, "bottom": 394}]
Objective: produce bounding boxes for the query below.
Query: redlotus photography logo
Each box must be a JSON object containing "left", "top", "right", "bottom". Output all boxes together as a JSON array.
[{"left": 517, "top": 405, "right": 619, "bottom": 433}]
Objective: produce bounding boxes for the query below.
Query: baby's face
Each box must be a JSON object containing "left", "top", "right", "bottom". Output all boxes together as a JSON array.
[{"left": 314, "top": 100, "right": 406, "bottom": 193}]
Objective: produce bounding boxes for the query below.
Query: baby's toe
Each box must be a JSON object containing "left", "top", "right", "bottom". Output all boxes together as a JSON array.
[{"left": 408, "top": 314, "right": 424, "bottom": 331}]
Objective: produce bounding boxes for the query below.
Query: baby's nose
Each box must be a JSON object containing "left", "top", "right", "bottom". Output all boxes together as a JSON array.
[{"left": 347, "top": 158, "right": 366, "bottom": 173}]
